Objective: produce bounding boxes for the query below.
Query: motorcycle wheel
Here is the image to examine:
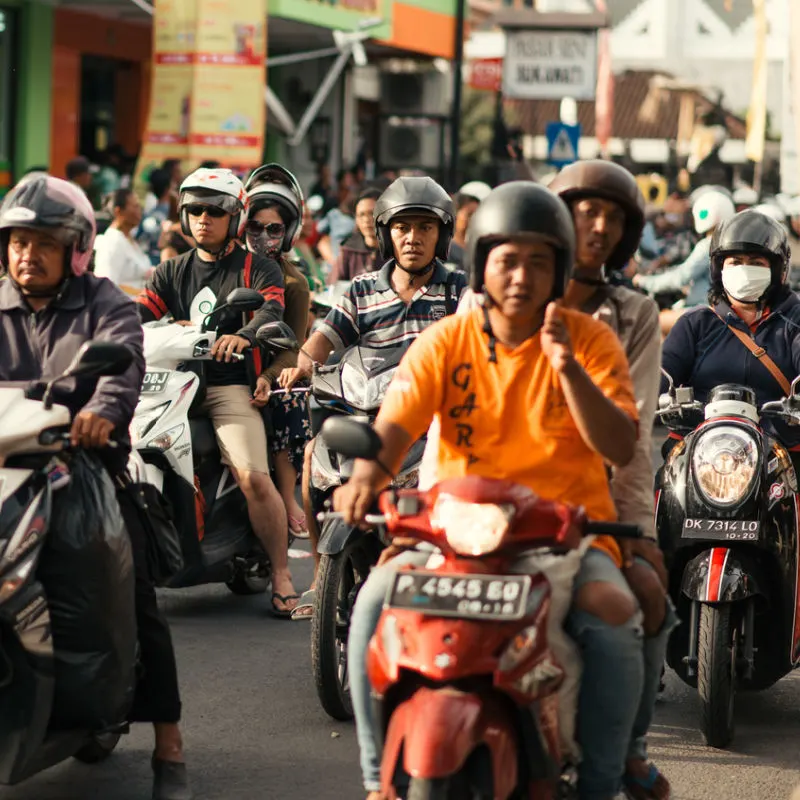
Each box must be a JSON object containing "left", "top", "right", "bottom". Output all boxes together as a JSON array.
[
  {"left": 697, "top": 603, "right": 736, "bottom": 748},
  {"left": 407, "top": 778, "right": 451, "bottom": 800},
  {"left": 73, "top": 732, "right": 121, "bottom": 764},
  {"left": 312, "top": 549, "right": 356, "bottom": 721}
]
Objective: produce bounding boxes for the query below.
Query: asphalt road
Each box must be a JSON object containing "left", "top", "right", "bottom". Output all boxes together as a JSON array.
[{"left": 4, "top": 431, "right": 800, "bottom": 800}]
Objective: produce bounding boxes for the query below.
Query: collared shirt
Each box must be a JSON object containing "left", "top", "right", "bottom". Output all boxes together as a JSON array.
[{"left": 316, "top": 259, "right": 467, "bottom": 352}]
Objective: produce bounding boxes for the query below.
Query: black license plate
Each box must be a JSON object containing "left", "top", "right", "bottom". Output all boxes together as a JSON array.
[
  {"left": 681, "top": 519, "right": 761, "bottom": 542},
  {"left": 141, "top": 370, "right": 169, "bottom": 395},
  {"left": 386, "top": 571, "right": 531, "bottom": 621}
]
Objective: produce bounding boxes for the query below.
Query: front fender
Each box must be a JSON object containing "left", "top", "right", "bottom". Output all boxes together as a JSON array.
[
  {"left": 316, "top": 517, "right": 366, "bottom": 556},
  {"left": 681, "top": 547, "right": 765, "bottom": 603},
  {"left": 380, "top": 687, "right": 518, "bottom": 798}
]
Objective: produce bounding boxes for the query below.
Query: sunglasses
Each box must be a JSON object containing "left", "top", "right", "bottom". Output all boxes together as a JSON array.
[
  {"left": 246, "top": 221, "right": 285, "bottom": 237},
  {"left": 185, "top": 204, "right": 227, "bottom": 218}
]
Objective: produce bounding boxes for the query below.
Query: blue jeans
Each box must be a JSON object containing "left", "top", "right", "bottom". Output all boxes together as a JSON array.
[{"left": 348, "top": 548, "right": 665, "bottom": 799}]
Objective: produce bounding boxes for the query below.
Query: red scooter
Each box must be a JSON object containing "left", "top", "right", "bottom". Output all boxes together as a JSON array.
[{"left": 321, "top": 418, "right": 640, "bottom": 800}]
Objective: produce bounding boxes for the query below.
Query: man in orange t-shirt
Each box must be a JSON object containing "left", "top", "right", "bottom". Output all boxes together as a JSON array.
[{"left": 336, "top": 182, "right": 646, "bottom": 800}]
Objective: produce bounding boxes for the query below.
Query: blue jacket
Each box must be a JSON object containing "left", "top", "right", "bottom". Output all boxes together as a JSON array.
[
  {"left": 638, "top": 236, "right": 711, "bottom": 307},
  {"left": 661, "top": 292, "right": 800, "bottom": 446}
]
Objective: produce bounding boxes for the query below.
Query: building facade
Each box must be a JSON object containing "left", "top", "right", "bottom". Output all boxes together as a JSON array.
[{"left": 6, "top": 0, "right": 457, "bottom": 184}]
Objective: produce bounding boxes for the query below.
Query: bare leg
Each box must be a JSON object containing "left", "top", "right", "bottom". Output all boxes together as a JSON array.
[
  {"left": 273, "top": 449, "right": 305, "bottom": 527},
  {"left": 235, "top": 467, "right": 298, "bottom": 613},
  {"left": 303, "top": 438, "right": 321, "bottom": 575},
  {"left": 154, "top": 722, "right": 184, "bottom": 762}
]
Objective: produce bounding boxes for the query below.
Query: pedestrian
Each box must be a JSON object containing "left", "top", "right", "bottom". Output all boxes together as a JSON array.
[{"left": 328, "top": 187, "right": 382, "bottom": 282}]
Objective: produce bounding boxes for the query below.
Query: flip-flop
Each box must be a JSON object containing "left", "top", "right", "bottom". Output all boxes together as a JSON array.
[
  {"left": 288, "top": 514, "right": 309, "bottom": 539},
  {"left": 290, "top": 588, "right": 315, "bottom": 620},
  {"left": 270, "top": 592, "right": 301, "bottom": 619},
  {"left": 623, "top": 763, "right": 670, "bottom": 800}
]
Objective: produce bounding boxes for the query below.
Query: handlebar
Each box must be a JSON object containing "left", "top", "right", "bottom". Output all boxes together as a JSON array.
[
  {"left": 193, "top": 346, "right": 245, "bottom": 362},
  {"left": 270, "top": 387, "right": 311, "bottom": 396},
  {"left": 316, "top": 511, "right": 386, "bottom": 526},
  {"left": 39, "top": 430, "right": 118, "bottom": 449},
  {"left": 585, "top": 521, "right": 642, "bottom": 539}
]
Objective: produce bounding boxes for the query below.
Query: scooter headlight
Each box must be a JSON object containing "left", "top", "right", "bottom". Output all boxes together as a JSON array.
[
  {"left": 146, "top": 424, "right": 185, "bottom": 452},
  {"left": 692, "top": 425, "right": 758, "bottom": 507},
  {"left": 131, "top": 402, "right": 170, "bottom": 445},
  {"left": 341, "top": 364, "right": 395, "bottom": 410},
  {"left": 431, "top": 495, "right": 515, "bottom": 555}
]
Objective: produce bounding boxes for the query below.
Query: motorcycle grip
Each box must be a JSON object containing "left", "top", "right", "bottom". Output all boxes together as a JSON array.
[{"left": 584, "top": 521, "right": 642, "bottom": 539}]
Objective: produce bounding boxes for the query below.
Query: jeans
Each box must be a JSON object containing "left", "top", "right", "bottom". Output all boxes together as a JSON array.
[{"left": 348, "top": 547, "right": 658, "bottom": 799}]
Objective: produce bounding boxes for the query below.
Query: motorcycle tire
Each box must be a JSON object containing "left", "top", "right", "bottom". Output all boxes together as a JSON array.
[
  {"left": 407, "top": 778, "right": 451, "bottom": 800},
  {"left": 312, "top": 549, "right": 356, "bottom": 721},
  {"left": 697, "top": 603, "right": 736, "bottom": 748},
  {"left": 73, "top": 732, "right": 121, "bottom": 764}
]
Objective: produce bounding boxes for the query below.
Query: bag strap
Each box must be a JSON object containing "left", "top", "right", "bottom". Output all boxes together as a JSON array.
[
  {"left": 714, "top": 310, "right": 791, "bottom": 396},
  {"left": 243, "top": 251, "right": 253, "bottom": 288}
]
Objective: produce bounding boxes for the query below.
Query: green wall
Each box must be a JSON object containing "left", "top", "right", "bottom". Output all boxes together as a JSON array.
[
  {"left": 7, "top": 0, "right": 53, "bottom": 179},
  {"left": 269, "top": 0, "right": 392, "bottom": 38}
]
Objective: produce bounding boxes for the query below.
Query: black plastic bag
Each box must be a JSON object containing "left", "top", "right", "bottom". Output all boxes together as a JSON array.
[
  {"left": 37, "top": 451, "right": 137, "bottom": 731},
  {"left": 117, "top": 481, "right": 184, "bottom": 587}
]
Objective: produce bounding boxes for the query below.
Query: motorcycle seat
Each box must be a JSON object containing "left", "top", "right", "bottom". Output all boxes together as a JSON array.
[{"left": 190, "top": 417, "right": 219, "bottom": 462}]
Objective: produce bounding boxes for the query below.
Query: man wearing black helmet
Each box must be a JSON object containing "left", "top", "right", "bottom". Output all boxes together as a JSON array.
[
  {"left": 279, "top": 176, "right": 467, "bottom": 618},
  {"left": 335, "top": 182, "right": 646, "bottom": 800}
]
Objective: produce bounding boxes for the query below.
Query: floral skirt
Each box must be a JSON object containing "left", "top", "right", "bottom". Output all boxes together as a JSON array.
[{"left": 268, "top": 383, "right": 311, "bottom": 479}]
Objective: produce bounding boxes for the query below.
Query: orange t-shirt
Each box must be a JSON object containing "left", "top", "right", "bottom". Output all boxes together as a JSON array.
[{"left": 379, "top": 307, "right": 640, "bottom": 566}]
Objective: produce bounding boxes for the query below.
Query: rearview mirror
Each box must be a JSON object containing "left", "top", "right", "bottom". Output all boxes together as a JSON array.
[
  {"left": 256, "top": 322, "right": 298, "bottom": 353},
  {"left": 225, "top": 288, "right": 265, "bottom": 313},
  {"left": 321, "top": 417, "right": 382, "bottom": 461},
  {"left": 65, "top": 341, "right": 133, "bottom": 378}
]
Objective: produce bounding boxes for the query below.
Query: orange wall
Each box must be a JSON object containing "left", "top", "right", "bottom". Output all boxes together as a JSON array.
[
  {"left": 50, "top": 9, "right": 152, "bottom": 176},
  {"left": 379, "top": 3, "right": 456, "bottom": 59}
]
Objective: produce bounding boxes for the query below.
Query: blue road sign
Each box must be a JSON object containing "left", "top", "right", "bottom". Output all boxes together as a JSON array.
[{"left": 546, "top": 122, "right": 581, "bottom": 168}]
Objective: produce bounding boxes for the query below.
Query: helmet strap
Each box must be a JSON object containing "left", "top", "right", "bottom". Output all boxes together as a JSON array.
[
  {"left": 572, "top": 266, "right": 608, "bottom": 287},
  {"left": 394, "top": 260, "right": 434, "bottom": 286},
  {"left": 196, "top": 236, "right": 232, "bottom": 260}
]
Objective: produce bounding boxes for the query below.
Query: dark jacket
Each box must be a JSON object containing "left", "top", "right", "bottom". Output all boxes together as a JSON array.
[
  {"left": 662, "top": 292, "right": 800, "bottom": 446},
  {"left": 328, "top": 230, "right": 380, "bottom": 283},
  {"left": 0, "top": 274, "right": 145, "bottom": 429}
]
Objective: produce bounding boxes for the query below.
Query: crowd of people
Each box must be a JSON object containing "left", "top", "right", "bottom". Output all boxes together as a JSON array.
[{"left": 5, "top": 147, "right": 800, "bottom": 800}]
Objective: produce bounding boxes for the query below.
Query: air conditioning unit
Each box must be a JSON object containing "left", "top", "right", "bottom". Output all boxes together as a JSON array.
[
  {"left": 379, "top": 118, "right": 442, "bottom": 169},
  {"left": 380, "top": 70, "right": 451, "bottom": 116}
]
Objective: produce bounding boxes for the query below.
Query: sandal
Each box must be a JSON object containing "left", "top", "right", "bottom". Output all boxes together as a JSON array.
[
  {"left": 269, "top": 592, "right": 300, "bottom": 619},
  {"left": 290, "top": 588, "right": 315, "bottom": 620},
  {"left": 288, "top": 513, "right": 309, "bottom": 539},
  {"left": 623, "top": 763, "right": 670, "bottom": 800}
]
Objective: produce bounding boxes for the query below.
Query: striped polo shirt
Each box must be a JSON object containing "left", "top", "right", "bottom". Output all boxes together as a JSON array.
[{"left": 317, "top": 259, "right": 468, "bottom": 351}]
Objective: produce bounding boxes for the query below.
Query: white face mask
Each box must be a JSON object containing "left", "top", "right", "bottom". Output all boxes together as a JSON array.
[{"left": 721, "top": 264, "right": 772, "bottom": 303}]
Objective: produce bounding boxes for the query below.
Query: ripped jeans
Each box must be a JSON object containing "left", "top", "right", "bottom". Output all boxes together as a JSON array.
[{"left": 348, "top": 547, "right": 676, "bottom": 800}]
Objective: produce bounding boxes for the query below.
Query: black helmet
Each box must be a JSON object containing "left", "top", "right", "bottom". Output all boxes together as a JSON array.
[
  {"left": 373, "top": 177, "right": 454, "bottom": 262},
  {"left": 710, "top": 209, "right": 790, "bottom": 293},
  {"left": 245, "top": 164, "right": 305, "bottom": 253},
  {"left": 465, "top": 181, "right": 576, "bottom": 297},
  {"left": 548, "top": 160, "right": 645, "bottom": 269}
]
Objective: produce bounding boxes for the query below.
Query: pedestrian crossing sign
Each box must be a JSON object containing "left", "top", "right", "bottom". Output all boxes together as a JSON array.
[{"left": 546, "top": 122, "right": 581, "bottom": 168}]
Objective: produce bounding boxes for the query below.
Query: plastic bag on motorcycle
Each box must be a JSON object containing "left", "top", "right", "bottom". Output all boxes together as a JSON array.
[{"left": 37, "top": 451, "right": 137, "bottom": 730}]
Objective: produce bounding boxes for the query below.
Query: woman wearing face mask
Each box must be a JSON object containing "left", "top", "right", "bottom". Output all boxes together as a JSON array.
[
  {"left": 661, "top": 210, "right": 800, "bottom": 462},
  {"left": 244, "top": 165, "right": 312, "bottom": 539}
]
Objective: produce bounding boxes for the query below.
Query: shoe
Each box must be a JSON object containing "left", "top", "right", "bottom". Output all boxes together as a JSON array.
[{"left": 152, "top": 755, "right": 193, "bottom": 800}]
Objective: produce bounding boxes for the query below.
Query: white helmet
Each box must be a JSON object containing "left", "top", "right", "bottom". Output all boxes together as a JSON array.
[
  {"left": 458, "top": 180, "right": 492, "bottom": 202},
  {"left": 245, "top": 164, "right": 305, "bottom": 252},
  {"left": 692, "top": 190, "right": 736, "bottom": 235},
  {"left": 752, "top": 202, "right": 787, "bottom": 225},
  {"left": 732, "top": 185, "right": 759, "bottom": 207},
  {"left": 786, "top": 196, "right": 800, "bottom": 219},
  {"left": 179, "top": 168, "right": 248, "bottom": 240}
]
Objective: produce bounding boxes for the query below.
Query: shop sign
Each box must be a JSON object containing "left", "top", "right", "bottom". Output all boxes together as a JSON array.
[
  {"left": 469, "top": 58, "right": 503, "bottom": 92},
  {"left": 268, "top": 0, "right": 390, "bottom": 37},
  {"left": 502, "top": 29, "right": 597, "bottom": 101}
]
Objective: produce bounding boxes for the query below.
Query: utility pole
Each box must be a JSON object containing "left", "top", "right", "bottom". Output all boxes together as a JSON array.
[{"left": 448, "top": 0, "right": 466, "bottom": 189}]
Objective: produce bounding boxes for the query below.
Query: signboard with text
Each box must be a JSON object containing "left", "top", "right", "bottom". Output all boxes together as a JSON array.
[
  {"left": 502, "top": 29, "right": 597, "bottom": 101},
  {"left": 469, "top": 58, "right": 503, "bottom": 92}
]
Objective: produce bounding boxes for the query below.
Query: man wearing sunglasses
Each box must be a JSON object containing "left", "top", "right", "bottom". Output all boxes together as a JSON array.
[{"left": 136, "top": 168, "right": 301, "bottom": 616}]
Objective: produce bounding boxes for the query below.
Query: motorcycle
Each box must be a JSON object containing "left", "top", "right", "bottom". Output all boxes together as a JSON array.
[
  {"left": 656, "top": 373, "right": 800, "bottom": 747},
  {"left": 320, "top": 416, "right": 641, "bottom": 800},
  {"left": 257, "top": 323, "right": 424, "bottom": 722},
  {"left": 0, "top": 342, "right": 136, "bottom": 784},
  {"left": 132, "top": 288, "right": 272, "bottom": 595}
]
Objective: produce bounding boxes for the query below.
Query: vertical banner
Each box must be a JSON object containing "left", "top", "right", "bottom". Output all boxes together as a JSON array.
[
  {"left": 784, "top": 0, "right": 800, "bottom": 194},
  {"left": 137, "top": 0, "right": 266, "bottom": 179},
  {"left": 593, "top": 0, "right": 613, "bottom": 159},
  {"left": 744, "top": 0, "right": 768, "bottom": 163}
]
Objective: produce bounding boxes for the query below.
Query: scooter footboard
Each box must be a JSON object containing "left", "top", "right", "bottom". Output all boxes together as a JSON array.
[
  {"left": 381, "top": 686, "right": 519, "bottom": 799},
  {"left": 681, "top": 547, "right": 766, "bottom": 603}
]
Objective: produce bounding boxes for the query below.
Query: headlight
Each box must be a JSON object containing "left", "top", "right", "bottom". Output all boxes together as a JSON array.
[
  {"left": 0, "top": 551, "right": 37, "bottom": 603},
  {"left": 692, "top": 425, "right": 758, "bottom": 506},
  {"left": 131, "top": 402, "right": 170, "bottom": 444},
  {"left": 310, "top": 449, "right": 341, "bottom": 492},
  {"left": 341, "top": 363, "right": 395, "bottom": 410},
  {"left": 431, "top": 495, "right": 515, "bottom": 555},
  {"left": 146, "top": 424, "right": 185, "bottom": 452}
]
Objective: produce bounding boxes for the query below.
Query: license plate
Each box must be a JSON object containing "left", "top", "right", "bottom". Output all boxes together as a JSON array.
[
  {"left": 386, "top": 571, "right": 531, "bottom": 621},
  {"left": 141, "top": 370, "right": 169, "bottom": 394},
  {"left": 681, "top": 519, "right": 761, "bottom": 541}
]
